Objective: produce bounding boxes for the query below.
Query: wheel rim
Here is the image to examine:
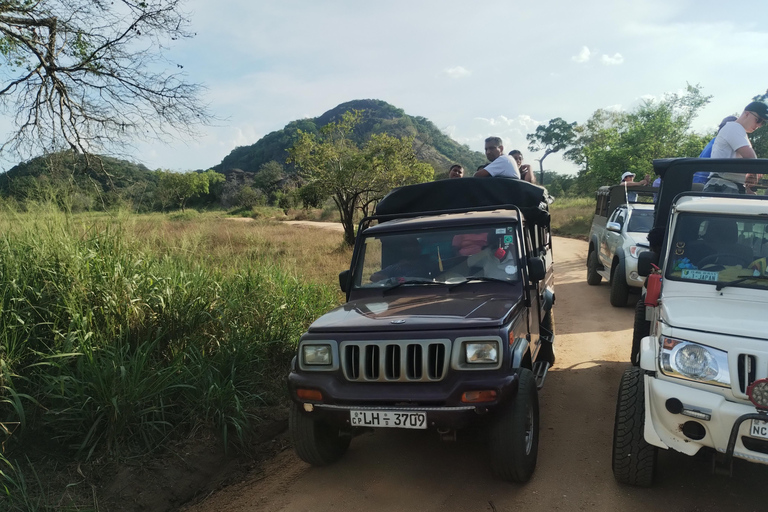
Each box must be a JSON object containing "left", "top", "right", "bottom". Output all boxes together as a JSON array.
[{"left": 524, "top": 402, "right": 535, "bottom": 454}]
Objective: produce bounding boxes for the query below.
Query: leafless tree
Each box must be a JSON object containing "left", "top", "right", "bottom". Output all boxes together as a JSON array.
[{"left": 0, "top": 0, "right": 210, "bottom": 161}]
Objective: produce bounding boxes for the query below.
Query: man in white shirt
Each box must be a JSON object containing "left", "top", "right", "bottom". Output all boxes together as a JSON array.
[
  {"left": 474, "top": 137, "right": 520, "bottom": 179},
  {"left": 705, "top": 100, "right": 767, "bottom": 194}
]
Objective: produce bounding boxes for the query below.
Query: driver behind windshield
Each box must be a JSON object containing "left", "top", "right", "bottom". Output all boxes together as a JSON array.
[{"left": 370, "top": 238, "right": 432, "bottom": 282}]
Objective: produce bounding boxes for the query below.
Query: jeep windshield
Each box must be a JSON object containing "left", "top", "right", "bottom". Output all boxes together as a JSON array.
[
  {"left": 665, "top": 212, "right": 768, "bottom": 290},
  {"left": 352, "top": 224, "right": 521, "bottom": 289},
  {"left": 627, "top": 208, "right": 653, "bottom": 233}
]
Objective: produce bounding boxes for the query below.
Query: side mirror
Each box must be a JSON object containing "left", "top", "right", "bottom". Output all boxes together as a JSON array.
[
  {"left": 606, "top": 222, "right": 622, "bottom": 233},
  {"left": 637, "top": 251, "right": 659, "bottom": 277},
  {"left": 528, "top": 257, "right": 546, "bottom": 282},
  {"left": 338, "top": 270, "right": 350, "bottom": 293}
]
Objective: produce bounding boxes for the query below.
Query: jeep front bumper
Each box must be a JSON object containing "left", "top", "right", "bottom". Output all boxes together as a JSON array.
[
  {"left": 288, "top": 371, "right": 521, "bottom": 430},
  {"left": 645, "top": 376, "right": 768, "bottom": 466}
]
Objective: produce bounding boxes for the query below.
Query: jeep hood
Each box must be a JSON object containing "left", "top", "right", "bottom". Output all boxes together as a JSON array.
[
  {"left": 307, "top": 292, "right": 521, "bottom": 333},
  {"left": 661, "top": 296, "right": 768, "bottom": 340}
]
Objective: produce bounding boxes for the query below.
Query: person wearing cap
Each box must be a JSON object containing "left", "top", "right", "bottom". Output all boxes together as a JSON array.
[
  {"left": 704, "top": 100, "right": 767, "bottom": 194},
  {"left": 474, "top": 137, "right": 520, "bottom": 179},
  {"left": 620, "top": 171, "right": 650, "bottom": 202}
]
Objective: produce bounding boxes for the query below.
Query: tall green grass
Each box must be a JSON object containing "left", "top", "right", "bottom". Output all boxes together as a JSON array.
[
  {"left": 549, "top": 196, "right": 593, "bottom": 239},
  {"left": 0, "top": 209, "right": 339, "bottom": 463}
]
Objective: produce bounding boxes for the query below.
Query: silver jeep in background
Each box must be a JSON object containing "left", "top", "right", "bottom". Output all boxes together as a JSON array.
[{"left": 586, "top": 185, "right": 655, "bottom": 307}]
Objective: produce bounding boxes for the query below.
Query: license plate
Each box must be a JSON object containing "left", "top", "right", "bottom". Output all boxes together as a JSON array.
[
  {"left": 350, "top": 410, "right": 427, "bottom": 429},
  {"left": 750, "top": 419, "right": 768, "bottom": 439}
]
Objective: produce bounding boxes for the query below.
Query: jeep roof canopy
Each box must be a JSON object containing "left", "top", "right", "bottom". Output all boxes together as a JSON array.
[
  {"left": 652, "top": 157, "right": 768, "bottom": 234},
  {"left": 594, "top": 184, "right": 656, "bottom": 219},
  {"left": 375, "top": 177, "right": 550, "bottom": 226}
]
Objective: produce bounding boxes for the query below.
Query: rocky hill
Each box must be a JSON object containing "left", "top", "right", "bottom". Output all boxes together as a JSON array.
[{"left": 213, "top": 99, "right": 486, "bottom": 177}]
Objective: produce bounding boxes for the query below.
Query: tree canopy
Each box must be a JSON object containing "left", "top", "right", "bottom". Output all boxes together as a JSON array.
[
  {"left": 561, "top": 84, "right": 712, "bottom": 191},
  {"left": 289, "top": 110, "right": 433, "bottom": 245},
  {"left": 0, "top": 0, "right": 209, "bottom": 160},
  {"left": 526, "top": 117, "right": 577, "bottom": 184}
]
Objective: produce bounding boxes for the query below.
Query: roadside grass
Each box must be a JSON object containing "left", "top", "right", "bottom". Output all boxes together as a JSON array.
[
  {"left": 549, "top": 196, "right": 593, "bottom": 239},
  {"left": 0, "top": 207, "right": 350, "bottom": 509}
]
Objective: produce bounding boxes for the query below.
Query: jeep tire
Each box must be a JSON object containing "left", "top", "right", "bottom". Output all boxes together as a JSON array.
[
  {"left": 631, "top": 300, "right": 650, "bottom": 366},
  {"left": 290, "top": 402, "right": 351, "bottom": 466},
  {"left": 609, "top": 263, "right": 630, "bottom": 307},
  {"left": 586, "top": 247, "right": 602, "bottom": 285},
  {"left": 612, "top": 367, "right": 657, "bottom": 487},
  {"left": 488, "top": 368, "right": 539, "bottom": 483}
]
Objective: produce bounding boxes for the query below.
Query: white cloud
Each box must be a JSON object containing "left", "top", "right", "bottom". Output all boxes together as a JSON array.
[
  {"left": 444, "top": 66, "right": 471, "bottom": 79},
  {"left": 601, "top": 53, "right": 624, "bottom": 65},
  {"left": 571, "top": 46, "right": 592, "bottom": 63}
]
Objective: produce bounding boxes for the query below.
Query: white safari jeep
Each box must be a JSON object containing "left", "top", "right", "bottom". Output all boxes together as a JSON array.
[{"left": 613, "top": 190, "right": 768, "bottom": 486}]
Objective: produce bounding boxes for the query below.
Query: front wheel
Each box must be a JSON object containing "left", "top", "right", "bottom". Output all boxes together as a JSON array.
[
  {"left": 609, "top": 263, "right": 630, "bottom": 307},
  {"left": 290, "top": 402, "right": 351, "bottom": 466},
  {"left": 488, "top": 369, "right": 539, "bottom": 483},
  {"left": 612, "top": 367, "right": 657, "bottom": 486}
]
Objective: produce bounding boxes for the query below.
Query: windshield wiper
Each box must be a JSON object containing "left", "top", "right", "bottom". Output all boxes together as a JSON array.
[
  {"left": 447, "top": 276, "right": 512, "bottom": 291},
  {"left": 715, "top": 274, "right": 768, "bottom": 291},
  {"left": 382, "top": 277, "right": 440, "bottom": 293}
]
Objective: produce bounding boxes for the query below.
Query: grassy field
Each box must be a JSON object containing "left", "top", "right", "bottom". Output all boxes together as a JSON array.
[
  {"left": 549, "top": 196, "right": 594, "bottom": 239},
  {"left": 0, "top": 206, "right": 352, "bottom": 509},
  {"left": 0, "top": 196, "right": 593, "bottom": 509}
]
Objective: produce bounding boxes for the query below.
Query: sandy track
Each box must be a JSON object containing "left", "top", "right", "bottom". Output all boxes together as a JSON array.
[{"left": 186, "top": 236, "right": 767, "bottom": 512}]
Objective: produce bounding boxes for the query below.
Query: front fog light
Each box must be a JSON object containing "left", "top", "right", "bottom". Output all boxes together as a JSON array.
[
  {"left": 748, "top": 379, "right": 768, "bottom": 410},
  {"left": 675, "top": 344, "right": 718, "bottom": 380},
  {"left": 466, "top": 342, "right": 498, "bottom": 364},
  {"left": 303, "top": 345, "right": 331, "bottom": 365}
]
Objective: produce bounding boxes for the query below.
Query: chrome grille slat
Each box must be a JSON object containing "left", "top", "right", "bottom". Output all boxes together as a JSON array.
[
  {"left": 738, "top": 353, "right": 757, "bottom": 394},
  {"left": 341, "top": 340, "right": 450, "bottom": 382}
]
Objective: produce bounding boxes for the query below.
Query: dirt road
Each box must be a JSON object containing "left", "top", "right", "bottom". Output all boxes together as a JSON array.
[{"left": 186, "top": 236, "right": 767, "bottom": 512}]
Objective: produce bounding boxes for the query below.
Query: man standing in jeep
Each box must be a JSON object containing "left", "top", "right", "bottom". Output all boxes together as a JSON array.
[
  {"left": 704, "top": 100, "right": 768, "bottom": 194},
  {"left": 475, "top": 137, "right": 520, "bottom": 179}
]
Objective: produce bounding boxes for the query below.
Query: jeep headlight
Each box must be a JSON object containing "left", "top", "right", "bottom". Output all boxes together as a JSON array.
[
  {"left": 660, "top": 337, "right": 730, "bottom": 387},
  {"left": 466, "top": 341, "right": 499, "bottom": 364},
  {"left": 302, "top": 344, "right": 332, "bottom": 366},
  {"left": 628, "top": 245, "right": 645, "bottom": 258}
]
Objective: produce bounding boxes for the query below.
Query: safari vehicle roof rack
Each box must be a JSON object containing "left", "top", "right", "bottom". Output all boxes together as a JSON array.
[
  {"left": 374, "top": 177, "right": 550, "bottom": 227},
  {"left": 652, "top": 157, "right": 768, "bottom": 234},
  {"left": 595, "top": 184, "right": 656, "bottom": 219}
]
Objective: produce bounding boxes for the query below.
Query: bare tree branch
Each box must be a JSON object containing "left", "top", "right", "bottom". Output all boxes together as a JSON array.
[{"left": 0, "top": 0, "right": 211, "bottom": 161}]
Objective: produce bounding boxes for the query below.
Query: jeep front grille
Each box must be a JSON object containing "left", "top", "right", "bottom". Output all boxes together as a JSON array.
[
  {"left": 341, "top": 340, "right": 450, "bottom": 382},
  {"left": 737, "top": 354, "right": 757, "bottom": 394}
]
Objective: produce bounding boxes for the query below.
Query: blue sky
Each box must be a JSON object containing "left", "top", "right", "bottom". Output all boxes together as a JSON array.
[{"left": 64, "top": 1, "right": 768, "bottom": 174}]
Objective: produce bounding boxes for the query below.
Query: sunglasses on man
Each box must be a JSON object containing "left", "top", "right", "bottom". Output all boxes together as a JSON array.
[{"left": 750, "top": 111, "right": 766, "bottom": 126}]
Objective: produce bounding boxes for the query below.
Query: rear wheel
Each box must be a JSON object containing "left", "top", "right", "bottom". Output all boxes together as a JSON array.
[
  {"left": 290, "top": 402, "right": 351, "bottom": 466},
  {"left": 631, "top": 300, "right": 650, "bottom": 366},
  {"left": 488, "top": 369, "right": 539, "bottom": 483},
  {"left": 586, "top": 248, "right": 602, "bottom": 285},
  {"left": 612, "top": 367, "right": 657, "bottom": 487},
  {"left": 609, "top": 263, "right": 630, "bottom": 307}
]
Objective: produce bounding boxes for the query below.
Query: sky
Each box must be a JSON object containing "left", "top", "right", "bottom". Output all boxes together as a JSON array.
[{"left": 14, "top": 0, "right": 768, "bottom": 175}]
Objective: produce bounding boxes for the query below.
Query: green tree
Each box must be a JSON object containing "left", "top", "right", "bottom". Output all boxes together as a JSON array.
[
  {"left": 570, "top": 84, "right": 711, "bottom": 190},
  {"left": 289, "top": 110, "right": 433, "bottom": 245},
  {"left": 749, "top": 89, "right": 768, "bottom": 157},
  {"left": 253, "top": 161, "right": 286, "bottom": 200},
  {"left": 527, "top": 118, "right": 577, "bottom": 184},
  {"left": 0, "top": 0, "right": 209, "bottom": 159},
  {"left": 155, "top": 169, "right": 224, "bottom": 212}
]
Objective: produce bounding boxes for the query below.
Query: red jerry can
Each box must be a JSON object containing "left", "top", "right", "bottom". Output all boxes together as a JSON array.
[{"left": 644, "top": 265, "right": 661, "bottom": 306}]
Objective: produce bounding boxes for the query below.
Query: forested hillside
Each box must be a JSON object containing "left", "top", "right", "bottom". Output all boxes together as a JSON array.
[{"left": 213, "top": 99, "right": 486, "bottom": 176}]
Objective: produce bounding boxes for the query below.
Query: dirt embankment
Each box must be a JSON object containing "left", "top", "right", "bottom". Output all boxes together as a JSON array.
[{"left": 181, "top": 236, "right": 767, "bottom": 512}]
